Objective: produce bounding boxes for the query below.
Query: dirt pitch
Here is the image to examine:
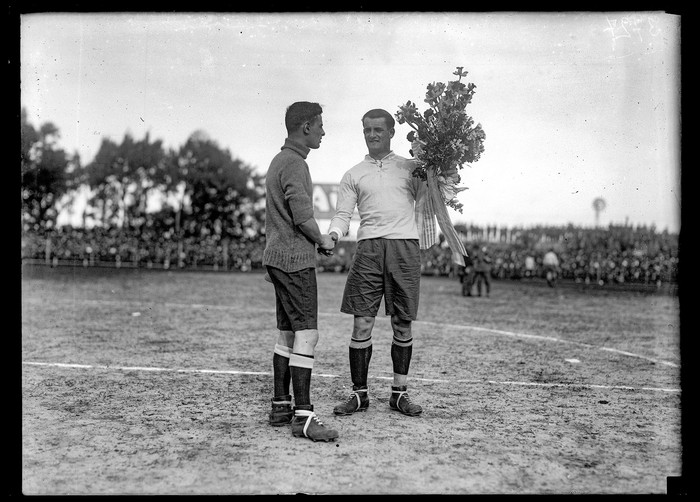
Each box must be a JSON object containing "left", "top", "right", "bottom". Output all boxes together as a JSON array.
[{"left": 20, "top": 265, "right": 682, "bottom": 495}]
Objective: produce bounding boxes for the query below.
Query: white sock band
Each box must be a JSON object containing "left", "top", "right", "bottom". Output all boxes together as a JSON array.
[
  {"left": 289, "top": 352, "right": 314, "bottom": 369},
  {"left": 274, "top": 344, "right": 292, "bottom": 358}
]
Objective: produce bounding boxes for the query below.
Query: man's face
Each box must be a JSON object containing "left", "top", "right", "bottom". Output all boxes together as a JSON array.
[
  {"left": 362, "top": 117, "right": 394, "bottom": 158},
  {"left": 306, "top": 116, "right": 325, "bottom": 149}
]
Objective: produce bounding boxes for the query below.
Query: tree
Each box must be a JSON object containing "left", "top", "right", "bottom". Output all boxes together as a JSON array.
[
  {"left": 163, "top": 130, "right": 264, "bottom": 243},
  {"left": 20, "top": 108, "right": 78, "bottom": 233},
  {"left": 82, "top": 132, "right": 168, "bottom": 228}
]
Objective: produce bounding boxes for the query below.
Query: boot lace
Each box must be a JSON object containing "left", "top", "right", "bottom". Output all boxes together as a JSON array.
[
  {"left": 344, "top": 390, "right": 366, "bottom": 409},
  {"left": 395, "top": 390, "right": 413, "bottom": 408}
]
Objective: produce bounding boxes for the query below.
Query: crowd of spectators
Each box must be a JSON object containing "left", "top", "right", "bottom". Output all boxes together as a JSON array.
[
  {"left": 21, "top": 222, "right": 678, "bottom": 287},
  {"left": 421, "top": 224, "right": 679, "bottom": 287},
  {"left": 21, "top": 225, "right": 265, "bottom": 273}
]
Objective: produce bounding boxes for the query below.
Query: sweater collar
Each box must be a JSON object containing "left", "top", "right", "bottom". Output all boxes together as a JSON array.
[
  {"left": 364, "top": 151, "right": 395, "bottom": 164},
  {"left": 281, "top": 138, "right": 310, "bottom": 159}
]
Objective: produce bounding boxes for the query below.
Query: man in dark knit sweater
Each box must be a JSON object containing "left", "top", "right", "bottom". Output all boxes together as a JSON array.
[{"left": 262, "top": 101, "right": 338, "bottom": 442}]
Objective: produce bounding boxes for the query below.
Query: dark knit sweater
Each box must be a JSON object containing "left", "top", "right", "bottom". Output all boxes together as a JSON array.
[{"left": 262, "top": 138, "right": 318, "bottom": 272}]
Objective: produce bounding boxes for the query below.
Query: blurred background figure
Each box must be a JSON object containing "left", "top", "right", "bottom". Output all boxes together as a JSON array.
[
  {"left": 524, "top": 253, "right": 536, "bottom": 280},
  {"left": 543, "top": 248, "right": 560, "bottom": 288},
  {"left": 472, "top": 246, "right": 492, "bottom": 297},
  {"left": 457, "top": 253, "right": 474, "bottom": 297}
]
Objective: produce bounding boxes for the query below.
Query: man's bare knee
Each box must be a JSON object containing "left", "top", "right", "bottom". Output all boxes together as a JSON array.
[
  {"left": 293, "top": 329, "right": 319, "bottom": 356},
  {"left": 353, "top": 315, "right": 375, "bottom": 340},
  {"left": 390, "top": 314, "right": 412, "bottom": 343}
]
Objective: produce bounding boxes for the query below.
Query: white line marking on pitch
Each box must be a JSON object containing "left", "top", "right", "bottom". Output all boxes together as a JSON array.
[
  {"left": 22, "top": 361, "right": 680, "bottom": 394},
  {"left": 416, "top": 320, "right": 678, "bottom": 368},
  {"left": 85, "top": 300, "right": 678, "bottom": 368},
  {"left": 24, "top": 297, "right": 680, "bottom": 369}
]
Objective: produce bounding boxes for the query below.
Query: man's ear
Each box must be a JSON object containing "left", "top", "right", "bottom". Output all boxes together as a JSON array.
[
  {"left": 302, "top": 122, "right": 311, "bottom": 134},
  {"left": 389, "top": 128, "right": 395, "bottom": 138}
]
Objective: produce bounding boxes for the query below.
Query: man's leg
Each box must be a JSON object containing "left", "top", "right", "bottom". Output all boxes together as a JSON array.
[
  {"left": 334, "top": 315, "right": 374, "bottom": 415},
  {"left": 269, "top": 330, "right": 294, "bottom": 426},
  {"left": 288, "top": 328, "right": 318, "bottom": 408},
  {"left": 268, "top": 265, "right": 295, "bottom": 427},
  {"left": 349, "top": 316, "right": 375, "bottom": 389},
  {"left": 389, "top": 315, "right": 422, "bottom": 416},
  {"left": 268, "top": 266, "right": 338, "bottom": 441},
  {"left": 384, "top": 240, "right": 423, "bottom": 417},
  {"left": 273, "top": 330, "right": 293, "bottom": 396},
  {"left": 390, "top": 315, "right": 412, "bottom": 387},
  {"left": 289, "top": 328, "right": 339, "bottom": 442}
]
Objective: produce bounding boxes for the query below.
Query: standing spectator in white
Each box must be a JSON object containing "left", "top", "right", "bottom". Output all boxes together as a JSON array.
[
  {"left": 524, "top": 254, "right": 536, "bottom": 279},
  {"left": 543, "top": 248, "right": 560, "bottom": 287}
]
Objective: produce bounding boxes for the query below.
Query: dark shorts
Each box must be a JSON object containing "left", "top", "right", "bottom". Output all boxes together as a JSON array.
[
  {"left": 266, "top": 266, "right": 318, "bottom": 332},
  {"left": 341, "top": 238, "right": 420, "bottom": 321}
]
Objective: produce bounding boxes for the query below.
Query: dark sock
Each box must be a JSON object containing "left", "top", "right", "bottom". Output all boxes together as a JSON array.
[
  {"left": 272, "top": 353, "right": 291, "bottom": 398},
  {"left": 349, "top": 345, "right": 372, "bottom": 389},
  {"left": 290, "top": 366, "right": 312, "bottom": 407},
  {"left": 391, "top": 343, "right": 413, "bottom": 376}
]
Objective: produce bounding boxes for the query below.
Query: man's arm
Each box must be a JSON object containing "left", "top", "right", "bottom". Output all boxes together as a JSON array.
[
  {"left": 298, "top": 218, "right": 335, "bottom": 251},
  {"left": 280, "top": 161, "right": 335, "bottom": 254},
  {"left": 280, "top": 160, "right": 316, "bottom": 224},
  {"left": 328, "top": 171, "right": 357, "bottom": 240}
]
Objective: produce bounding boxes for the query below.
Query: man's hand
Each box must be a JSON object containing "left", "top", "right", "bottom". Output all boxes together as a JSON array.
[{"left": 318, "top": 234, "right": 336, "bottom": 256}]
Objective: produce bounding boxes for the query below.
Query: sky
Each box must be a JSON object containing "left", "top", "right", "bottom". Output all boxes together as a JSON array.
[{"left": 20, "top": 11, "right": 682, "bottom": 233}]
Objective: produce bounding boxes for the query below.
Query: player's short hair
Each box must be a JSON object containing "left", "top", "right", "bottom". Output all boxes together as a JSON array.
[
  {"left": 361, "top": 108, "right": 395, "bottom": 129},
  {"left": 285, "top": 102, "right": 323, "bottom": 134}
]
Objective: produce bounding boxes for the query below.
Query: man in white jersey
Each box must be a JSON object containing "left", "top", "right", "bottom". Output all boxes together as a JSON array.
[{"left": 329, "top": 108, "right": 426, "bottom": 417}]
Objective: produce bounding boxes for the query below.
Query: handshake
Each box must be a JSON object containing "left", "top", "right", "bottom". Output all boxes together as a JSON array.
[{"left": 317, "top": 231, "right": 339, "bottom": 257}]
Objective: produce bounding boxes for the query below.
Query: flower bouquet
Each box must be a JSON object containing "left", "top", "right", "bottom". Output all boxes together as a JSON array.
[{"left": 395, "top": 66, "right": 486, "bottom": 265}]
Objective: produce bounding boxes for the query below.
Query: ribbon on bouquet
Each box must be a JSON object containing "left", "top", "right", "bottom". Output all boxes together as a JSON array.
[{"left": 418, "top": 167, "right": 467, "bottom": 267}]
